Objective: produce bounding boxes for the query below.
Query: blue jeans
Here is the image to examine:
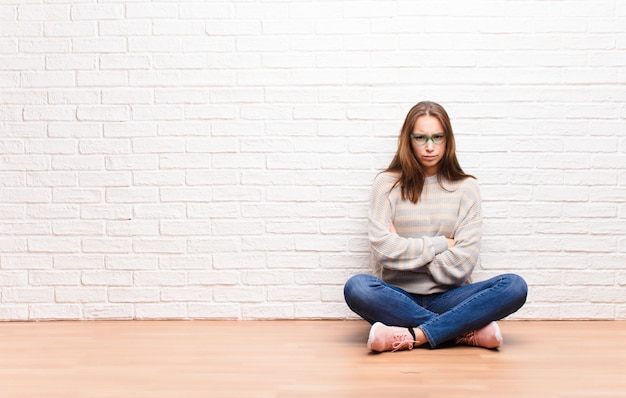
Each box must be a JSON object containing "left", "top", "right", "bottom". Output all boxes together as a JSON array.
[{"left": 343, "top": 273, "right": 528, "bottom": 348}]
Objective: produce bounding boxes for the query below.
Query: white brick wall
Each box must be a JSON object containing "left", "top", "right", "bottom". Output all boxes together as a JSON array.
[{"left": 1, "top": 0, "right": 625, "bottom": 321}]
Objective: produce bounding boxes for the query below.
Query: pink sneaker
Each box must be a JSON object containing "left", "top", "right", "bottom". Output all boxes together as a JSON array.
[
  {"left": 367, "top": 322, "right": 416, "bottom": 352},
  {"left": 456, "top": 321, "right": 503, "bottom": 349}
]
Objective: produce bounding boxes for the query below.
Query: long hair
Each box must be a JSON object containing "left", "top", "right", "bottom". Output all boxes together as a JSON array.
[{"left": 385, "top": 101, "right": 474, "bottom": 203}]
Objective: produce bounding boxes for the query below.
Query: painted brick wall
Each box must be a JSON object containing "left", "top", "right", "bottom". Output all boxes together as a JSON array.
[{"left": 1, "top": 0, "right": 625, "bottom": 321}]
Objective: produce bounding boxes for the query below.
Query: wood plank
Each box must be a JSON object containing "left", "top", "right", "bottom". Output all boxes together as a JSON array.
[{"left": 0, "top": 320, "right": 625, "bottom": 397}]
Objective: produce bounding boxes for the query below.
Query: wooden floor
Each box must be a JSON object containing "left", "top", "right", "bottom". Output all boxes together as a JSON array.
[{"left": 0, "top": 320, "right": 625, "bottom": 397}]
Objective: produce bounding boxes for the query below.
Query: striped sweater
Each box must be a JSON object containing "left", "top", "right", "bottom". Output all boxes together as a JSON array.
[{"left": 368, "top": 171, "right": 482, "bottom": 295}]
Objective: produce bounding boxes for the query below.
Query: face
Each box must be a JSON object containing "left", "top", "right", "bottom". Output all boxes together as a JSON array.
[{"left": 410, "top": 115, "right": 446, "bottom": 177}]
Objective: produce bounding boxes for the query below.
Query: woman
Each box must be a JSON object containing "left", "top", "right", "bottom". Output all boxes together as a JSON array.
[{"left": 344, "top": 101, "right": 527, "bottom": 352}]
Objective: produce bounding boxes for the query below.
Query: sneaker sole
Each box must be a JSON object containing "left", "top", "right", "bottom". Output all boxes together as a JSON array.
[
  {"left": 492, "top": 321, "right": 503, "bottom": 347},
  {"left": 367, "top": 322, "right": 384, "bottom": 351}
]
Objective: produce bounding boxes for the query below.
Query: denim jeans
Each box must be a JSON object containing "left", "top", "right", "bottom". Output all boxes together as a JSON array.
[{"left": 343, "top": 273, "right": 528, "bottom": 348}]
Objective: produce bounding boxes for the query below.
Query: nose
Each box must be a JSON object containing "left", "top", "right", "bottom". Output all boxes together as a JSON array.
[{"left": 425, "top": 141, "right": 435, "bottom": 151}]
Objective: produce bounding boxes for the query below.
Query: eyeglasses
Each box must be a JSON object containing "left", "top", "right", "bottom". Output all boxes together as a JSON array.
[{"left": 410, "top": 133, "right": 446, "bottom": 146}]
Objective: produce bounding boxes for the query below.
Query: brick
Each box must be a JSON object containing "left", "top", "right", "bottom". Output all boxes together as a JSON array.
[
  {"left": 135, "top": 304, "right": 187, "bottom": 320},
  {"left": 265, "top": 221, "right": 317, "bottom": 234},
  {"left": 240, "top": 171, "right": 295, "bottom": 186},
  {"left": 108, "top": 287, "right": 159, "bottom": 303},
  {"left": 0, "top": 221, "right": 50, "bottom": 235},
  {"left": 161, "top": 186, "right": 214, "bottom": 202},
  {"left": 52, "top": 220, "right": 103, "bottom": 236},
  {"left": 295, "top": 302, "right": 353, "bottom": 319},
  {"left": 161, "top": 287, "right": 212, "bottom": 302},
  {"left": 241, "top": 236, "right": 294, "bottom": 251},
  {"left": 28, "top": 237, "right": 81, "bottom": 253},
  {"left": 187, "top": 137, "right": 238, "bottom": 153},
  {"left": 78, "top": 171, "right": 130, "bottom": 187},
  {"left": 105, "top": 255, "right": 156, "bottom": 270},
  {"left": 188, "top": 303, "right": 240, "bottom": 320},
  {"left": 589, "top": 287, "right": 626, "bottom": 303},
  {"left": 0, "top": 89, "right": 46, "bottom": 105},
  {"left": 29, "top": 304, "right": 80, "bottom": 320},
  {"left": 153, "top": 21, "right": 205, "bottom": 36},
  {"left": 212, "top": 187, "right": 262, "bottom": 202},
  {"left": 105, "top": 155, "right": 158, "bottom": 171},
  {"left": 267, "top": 286, "right": 320, "bottom": 302},
  {"left": 70, "top": 4, "right": 124, "bottom": 20},
  {"left": 0, "top": 22, "right": 42, "bottom": 36},
  {"left": 134, "top": 204, "right": 185, "bottom": 219},
  {"left": 99, "top": 21, "right": 151, "bottom": 36},
  {"left": 53, "top": 188, "right": 102, "bottom": 204},
  {"left": 77, "top": 71, "right": 127, "bottom": 87},
  {"left": 214, "top": 286, "right": 265, "bottom": 303},
  {"left": 266, "top": 186, "right": 319, "bottom": 202},
  {"left": 563, "top": 271, "right": 614, "bottom": 286},
  {"left": 155, "top": 89, "right": 210, "bottom": 104},
  {"left": 27, "top": 173, "right": 76, "bottom": 188},
  {"left": 126, "top": 3, "right": 179, "bottom": 19},
  {"left": 0, "top": 188, "right": 50, "bottom": 203},
  {"left": 0, "top": 56, "right": 45, "bottom": 71},
  {"left": 533, "top": 287, "right": 588, "bottom": 302},
  {"left": 187, "top": 238, "right": 240, "bottom": 253},
  {"left": 82, "top": 238, "right": 132, "bottom": 254},
  {"left": 48, "top": 88, "right": 100, "bottom": 104},
  {"left": 160, "top": 255, "right": 211, "bottom": 270},
  {"left": 241, "top": 304, "right": 293, "bottom": 320},
  {"left": 104, "top": 122, "right": 156, "bottom": 138},
  {"left": 133, "top": 171, "right": 185, "bottom": 185},
  {"left": 52, "top": 156, "right": 103, "bottom": 171},
  {"left": 511, "top": 305, "right": 560, "bottom": 320},
  {"left": 0, "top": 271, "right": 28, "bottom": 286},
  {"left": 160, "top": 220, "right": 211, "bottom": 236},
  {"left": 212, "top": 154, "right": 265, "bottom": 169},
  {"left": 32, "top": 204, "right": 80, "bottom": 222},
  {"left": 43, "top": 22, "right": 95, "bottom": 37},
  {"left": 19, "top": 39, "right": 69, "bottom": 54},
  {"left": 54, "top": 255, "right": 103, "bottom": 270},
  {"left": 1, "top": 1, "right": 626, "bottom": 322},
  {"left": 81, "top": 271, "right": 132, "bottom": 286},
  {"left": 241, "top": 270, "right": 293, "bottom": 286},
  {"left": 77, "top": 105, "right": 129, "bottom": 121},
  {"left": 133, "top": 238, "right": 186, "bottom": 254},
  {"left": 189, "top": 270, "right": 240, "bottom": 286},
  {"left": 0, "top": 306, "right": 28, "bottom": 320},
  {"left": 101, "top": 89, "right": 153, "bottom": 105},
  {"left": 106, "top": 220, "right": 159, "bottom": 236},
  {"left": 213, "top": 254, "right": 265, "bottom": 270},
  {"left": 186, "top": 203, "right": 238, "bottom": 218},
  {"left": 560, "top": 304, "right": 615, "bottom": 319},
  {"left": 55, "top": 287, "right": 106, "bottom": 303},
  {"left": 83, "top": 304, "right": 133, "bottom": 320},
  {"left": 295, "top": 270, "right": 354, "bottom": 285},
  {"left": 129, "top": 71, "right": 181, "bottom": 87},
  {"left": 80, "top": 205, "right": 131, "bottom": 220},
  {"left": 2, "top": 287, "right": 53, "bottom": 303}
]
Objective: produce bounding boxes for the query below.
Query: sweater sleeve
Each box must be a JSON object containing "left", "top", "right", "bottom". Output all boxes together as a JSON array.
[
  {"left": 368, "top": 173, "right": 449, "bottom": 271},
  {"left": 424, "top": 179, "right": 482, "bottom": 286}
]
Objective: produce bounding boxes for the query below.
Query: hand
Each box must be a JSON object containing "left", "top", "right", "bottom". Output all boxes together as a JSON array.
[
  {"left": 388, "top": 220, "right": 396, "bottom": 234},
  {"left": 446, "top": 238, "right": 455, "bottom": 248}
]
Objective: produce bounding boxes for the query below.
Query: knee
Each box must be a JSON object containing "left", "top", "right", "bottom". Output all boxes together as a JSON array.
[
  {"left": 343, "top": 274, "right": 376, "bottom": 305},
  {"left": 503, "top": 273, "right": 528, "bottom": 304}
]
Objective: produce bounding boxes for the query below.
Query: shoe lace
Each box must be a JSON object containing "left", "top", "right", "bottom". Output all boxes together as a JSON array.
[
  {"left": 390, "top": 333, "right": 416, "bottom": 352},
  {"left": 458, "top": 330, "right": 476, "bottom": 346}
]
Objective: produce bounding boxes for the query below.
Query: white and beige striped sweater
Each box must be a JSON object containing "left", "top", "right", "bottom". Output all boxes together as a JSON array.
[{"left": 368, "top": 171, "right": 482, "bottom": 295}]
